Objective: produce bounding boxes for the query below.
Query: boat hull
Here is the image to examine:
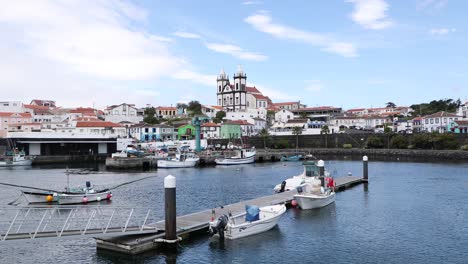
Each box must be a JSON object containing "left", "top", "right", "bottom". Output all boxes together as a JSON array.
[
  {"left": 58, "top": 191, "right": 111, "bottom": 205},
  {"left": 22, "top": 190, "right": 111, "bottom": 204},
  {"left": 157, "top": 159, "right": 198, "bottom": 168},
  {"left": 22, "top": 191, "right": 57, "bottom": 203},
  {"left": 215, "top": 155, "right": 255, "bottom": 165},
  {"left": 0, "top": 159, "right": 33, "bottom": 167},
  {"left": 211, "top": 205, "right": 286, "bottom": 240},
  {"left": 294, "top": 192, "right": 336, "bottom": 210}
]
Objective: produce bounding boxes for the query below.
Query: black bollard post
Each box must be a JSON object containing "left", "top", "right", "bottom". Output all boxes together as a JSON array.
[
  {"left": 363, "top": 156, "right": 368, "bottom": 182},
  {"left": 318, "top": 160, "right": 325, "bottom": 187},
  {"left": 164, "top": 175, "right": 177, "bottom": 244}
]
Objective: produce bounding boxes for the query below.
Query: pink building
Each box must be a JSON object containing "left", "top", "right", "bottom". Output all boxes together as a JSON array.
[{"left": 0, "top": 112, "right": 32, "bottom": 137}]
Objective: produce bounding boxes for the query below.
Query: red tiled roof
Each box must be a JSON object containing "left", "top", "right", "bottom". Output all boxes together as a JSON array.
[
  {"left": 0, "top": 112, "right": 32, "bottom": 118},
  {"left": 23, "top": 104, "right": 50, "bottom": 110},
  {"left": 273, "top": 102, "right": 299, "bottom": 107},
  {"left": 70, "top": 107, "right": 95, "bottom": 113},
  {"left": 252, "top": 94, "right": 268, "bottom": 100},
  {"left": 30, "top": 100, "right": 56, "bottom": 107},
  {"left": 76, "top": 121, "right": 122, "bottom": 127},
  {"left": 225, "top": 120, "right": 254, "bottom": 126},
  {"left": 201, "top": 122, "right": 220, "bottom": 127},
  {"left": 346, "top": 108, "right": 366, "bottom": 112},
  {"left": 74, "top": 117, "right": 100, "bottom": 122},
  {"left": 455, "top": 120, "right": 468, "bottom": 125},
  {"left": 246, "top": 86, "right": 261, "bottom": 94},
  {"left": 297, "top": 106, "right": 341, "bottom": 111}
]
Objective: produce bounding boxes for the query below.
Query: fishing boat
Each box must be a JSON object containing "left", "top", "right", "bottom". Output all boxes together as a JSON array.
[
  {"left": 209, "top": 204, "right": 286, "bottom": 240},
  {"left": 280, "top": 154, "right": 303, "bottom": 162},
  {"left": 0, "top": 151, "right": 33, "bottom": 167},
  {"left": 21, "top": 181, "right": 112, "bottom": 205},
  {"left": 215, "top": 148, "right": 256, "bottom": 165},
  {"left": 274, "top": 160, "right": 328, "bottom": 193},
  {"left": 157, "top": 152, "right": 199, "bottom": 168},
  {"left": 293, "top": 178, "right": 336, "bottom": 210}
]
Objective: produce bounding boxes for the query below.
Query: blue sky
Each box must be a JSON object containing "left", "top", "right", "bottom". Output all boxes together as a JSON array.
[{"left": 0, "top": 0, "right": 466, "bottom": 109}]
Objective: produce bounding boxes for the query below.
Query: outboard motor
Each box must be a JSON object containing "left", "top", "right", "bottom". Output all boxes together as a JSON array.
[
  {"left": 209, "top": 215, "right": 228, "bottom": 239},
  {"left": 279, "top": 180, "right": 287, "bottom": 193},
  {"left": 86, "top": 181, "right": 91, "bottom": 188}
]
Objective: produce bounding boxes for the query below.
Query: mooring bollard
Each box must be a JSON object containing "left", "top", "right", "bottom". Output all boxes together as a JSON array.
[
  {"left": 363, "top": 156, "right": 368, "bottom": 181},
  {"left": 318, "top": 160, "right": 325, "bottom": 187},
  {"left": 164, "top": 175, "right": 177, "bottom": 242}
]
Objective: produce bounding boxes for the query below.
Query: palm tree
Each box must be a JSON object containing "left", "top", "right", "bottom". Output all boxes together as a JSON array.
[
  {"left": 259, "top": 128, "right": 270, "bottom": 149},
  {"left": 292, "top": 126, "right": 303, "bottom": 151}
]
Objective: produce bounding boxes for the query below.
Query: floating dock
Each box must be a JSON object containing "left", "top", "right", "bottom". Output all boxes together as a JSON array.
[{"left": 96, "top": 175, "right": 365, "bottom": 255}]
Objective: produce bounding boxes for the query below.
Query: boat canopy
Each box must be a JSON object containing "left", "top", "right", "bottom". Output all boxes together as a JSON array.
[
  {"left": 245, "top": 205, "right": 260, "bottom": 222},
  {"left": 303, "top": 161, "right": 319, "bottom": 177}
]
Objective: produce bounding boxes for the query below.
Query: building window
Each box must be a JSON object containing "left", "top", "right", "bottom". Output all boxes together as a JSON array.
[
  {"left": 430, "top": 119, "right": 433, "bottom": 124},
  {"left": 435, "top": 118, "right": 439, "bottom": 123},
  {"left": 219, "top": 85, "right": 221, "bottom": 92},
  {"left": 114, "top": 110, "right": 119, "bottom": 115},
  {"left": 236, "top": 97, "right": 239, "bottom": 104},
  {"left": 236, "top": 83, "right": 239, "bottom": 90}
]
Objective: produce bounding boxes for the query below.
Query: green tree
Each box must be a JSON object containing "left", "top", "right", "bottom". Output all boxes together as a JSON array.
[
  {"left": 321, "top": 125, "right": 330, "bottom": 134},
  {"left": 386, "top": 102, "right": 396, "bottom": 108},
  {"left": 187, "top": 100, "right": 202, "bottom": 116},
  {"left": 215, "top": 110, "right": 226, "bottom": 120},
  {"left": 390, "top": 135, "right": 409, "bottom": 149},
  {"left": 366, "top": 136, "right": 384, "bottom": 149},
  {"left": 292, "top": 126, "right": 303, "bottom": 150},
  {"left": 143, "top": 107, "right": 159, "bottom": 124},
  {"left": 259, "top": 128, "right": 270, "bottom": 149},
  {"left": 410, "top": 98, "right": 461, "bottom": 117},
  {"left": 299, "top": 111, "right": 309, "bottom": 119},
  {"left": 266, "top": 110, "right": 276, "bottom": 127}
]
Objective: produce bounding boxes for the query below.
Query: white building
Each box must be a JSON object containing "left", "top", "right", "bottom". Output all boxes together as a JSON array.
[
  {"left": 104, "top": 103, "right": 143, "bottom": 124},
  {"left": 275, "top": 109, "right": 294, "bottom": 123},
  {"left": 201, "top": 105, "right": 223, "bottom": 119},
  {"left": 76, "top": 120, "right": 126, "bottom": 137},
  {"left": 252, "top": 118, "right": 267, "bottom": 135},
  {"left": 421, "top": 111, "right": 461, "bottom": 133},
  {"left": 332, "top": 116, "right": 367, "bottom": 129},
  {"left": 458, "top": 101, "right": 468, "bottom": 118},
  {"left": 272, "top": 101, "right": 303, "bottom": 111},
  {"left": 201, "top": 122, "right": 221, "bottom": 139},
  {"left": 0, "top": 101, "right": 24, "bottom": 113},
  {"left": 217, "top": 66, "right": 247, "bottom": 112}
]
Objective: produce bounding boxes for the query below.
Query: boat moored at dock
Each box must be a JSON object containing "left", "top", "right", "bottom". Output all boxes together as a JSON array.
[
  {"left": 209, "top": 204, "right": 286, "bottom": 240},
  {"left": 0, "top": 151, "right": 33, "bottom": 167},
  {"left": 215, "top": 148, "right": 256, "bottom": 165},
  {"left": 157, "top": 152, "right": 200, "bottom": 168}
]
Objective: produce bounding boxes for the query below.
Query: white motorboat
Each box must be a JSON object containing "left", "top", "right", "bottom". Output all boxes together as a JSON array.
[
  {"left": 157, "top": 152, "right": 199, "bottom": 168},
  {"left": 274, "top": 160, "right": 328, "bottom": 193},
  {"left": 209, "top": 204, "right": 286, "bottom": 240},
  {"left": 111, "top": 146, "right": 145, "bottom": 158},
  {"left": 0, "top": 151, "right": 33, "bottom": 167},
  {"left": 293, "top": 180, "right": 336, "bottom": 209},
  {"left": 215, "top": 149, "right": 256, "bottom": 165},
  {"left": 21, "top": 181, "right": 112, "bottom": 205}
]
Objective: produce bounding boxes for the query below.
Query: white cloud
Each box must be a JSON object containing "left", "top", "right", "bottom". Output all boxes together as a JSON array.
[
  {"left": 248, "top": 83, "right": 299, "bottom": 101},
  {"left": 244, "top": 12, "right": 357, "bottom": 57},
  {"left": 173, "top": 31, "right": 202, "bottom": 39},
  {"left": 430, "top": 28, "right": 456, "bottom": 35},
  {"left": 417, "top": 0, "right": 448, "bottom": 10},
  {"left": 205, "top": 43, "right": 268, "bottom": 61},
  {"left": 305, "top": 80, "right": 323, "bottom": 92},
  {"left": 242, "top": 1, "right": 262, "bottom": 5},
  {"left": 172, "top": 70, "right": 216, "bottom": 86},
  {"left": 0, "top": 0, "right": 213, "bottom": 107},
  {"left": 346, "top": 0, "right": 393, "bottom": 30}
]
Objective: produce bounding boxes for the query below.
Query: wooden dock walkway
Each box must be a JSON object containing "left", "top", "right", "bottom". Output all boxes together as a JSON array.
[{"left": 96, "top": 176, "right": 364, "bottom": 255}]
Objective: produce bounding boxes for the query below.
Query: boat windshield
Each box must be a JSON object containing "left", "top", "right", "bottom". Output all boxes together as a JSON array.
[{"left": 305, "top": 165, "right": 319, "bottom": 177}]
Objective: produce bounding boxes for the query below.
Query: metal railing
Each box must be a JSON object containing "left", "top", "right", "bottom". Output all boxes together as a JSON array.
[{"left": 0, "top": 206, "right": 159, "bottom": 241}]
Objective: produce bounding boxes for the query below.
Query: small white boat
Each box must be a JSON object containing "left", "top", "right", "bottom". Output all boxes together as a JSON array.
[
  {"left": 215, "top": 149, "right": 256, "bottom": 165},
  {"left": 209, "top": 204, "right": 286, "bottom": 240},
  {"left": 157, "top": 152, "right": 199, "bottom": 168},
  {"left": 22, "top": 181, "right": 112, "bottom": 205},
  {"left": 111, "top": 146, "right": 145, "bottom": 158},
  {"left": 274, "top": 161, "right": 328, "bottom": 193},
  {"left": 0, "top": 151, "right": 33, "bottom": 167},
  {"left": 294, "top": 184, "right": 336, "bottom": 210}
]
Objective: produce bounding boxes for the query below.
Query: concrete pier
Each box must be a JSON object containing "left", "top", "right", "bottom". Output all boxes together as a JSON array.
[
  {"left": 105, "top": 157, "right": 156, "bottom": 170},
  {"left": 95, "top": 175, "right": 365, "bottom": 255}
]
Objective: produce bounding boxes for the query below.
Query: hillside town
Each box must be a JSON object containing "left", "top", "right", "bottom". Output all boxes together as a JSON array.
[{"left": 0, "top": 67, "right": 467, "bottom": 157}]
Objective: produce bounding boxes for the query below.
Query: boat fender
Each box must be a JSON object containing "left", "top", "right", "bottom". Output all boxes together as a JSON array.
[{"left": 280, "top": 181, "right": 287, "bottom": 193}]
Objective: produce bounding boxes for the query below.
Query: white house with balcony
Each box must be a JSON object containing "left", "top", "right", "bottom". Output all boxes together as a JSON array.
[
  {"left": 421, "top": 111, "right": 462, "bottom": 133},
  {"left": 104, "top": 103, "right": 143, "bottom": 124}
]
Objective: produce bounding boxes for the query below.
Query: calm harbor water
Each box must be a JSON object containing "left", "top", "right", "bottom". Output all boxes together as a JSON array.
[{"left": 0, "top": 159, "right": 467, "bottom": 264}]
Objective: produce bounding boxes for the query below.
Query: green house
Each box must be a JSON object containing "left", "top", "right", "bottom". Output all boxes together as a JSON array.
[
  {"left": 220, "top": 123, "right": 241, "bottom": 139},
  {"left": 177, "top": 124, "right": 196, "bottom": 140}
]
